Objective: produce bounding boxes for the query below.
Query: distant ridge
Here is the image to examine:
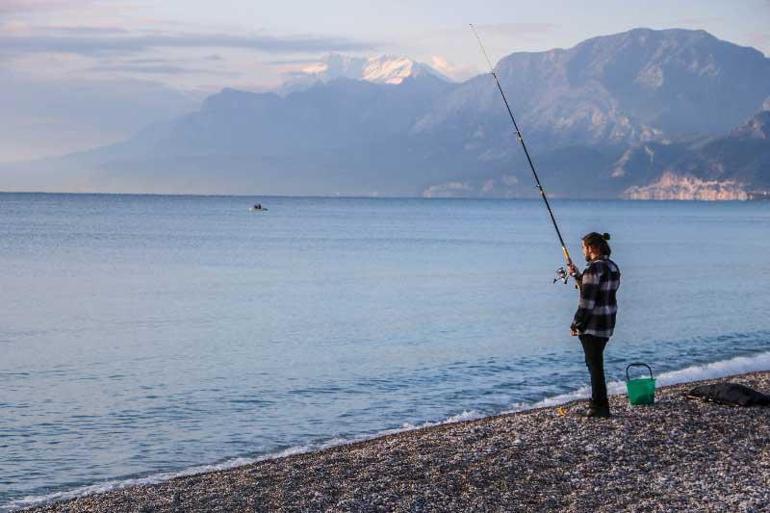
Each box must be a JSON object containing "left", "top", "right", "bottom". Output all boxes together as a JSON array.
[
  {"left": 618, "top": 111, "right": 770, "bottom": 199},
  {"left": 2, "top": 28, "right": 769, "bottom": 199}
]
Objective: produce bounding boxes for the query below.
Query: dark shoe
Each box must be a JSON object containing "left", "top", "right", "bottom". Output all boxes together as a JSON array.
[{"left": 582, "top": 405, "right": 611, "bottom": 418}]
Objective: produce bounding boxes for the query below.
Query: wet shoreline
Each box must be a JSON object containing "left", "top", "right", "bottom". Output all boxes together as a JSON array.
[{"left": 20, "top": 371, "right": 770, "bottom": 512}]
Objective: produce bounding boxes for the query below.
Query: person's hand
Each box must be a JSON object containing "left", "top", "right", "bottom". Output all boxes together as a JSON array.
[
  {"left": 570, "top": 328, "right": 579, "bottom": 336},
  {"left": 567, "top": 263, "right": 578, "bottom": 276}
]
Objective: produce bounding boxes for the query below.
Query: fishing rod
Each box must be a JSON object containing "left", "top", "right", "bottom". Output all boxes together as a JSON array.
[{"left": 469, "top": 24, "right": 574, "bottom": 285}]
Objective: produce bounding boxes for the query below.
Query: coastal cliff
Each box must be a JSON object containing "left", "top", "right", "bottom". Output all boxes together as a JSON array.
[{"left": 622, "top": 172, "right": 750, "bottom": 200}]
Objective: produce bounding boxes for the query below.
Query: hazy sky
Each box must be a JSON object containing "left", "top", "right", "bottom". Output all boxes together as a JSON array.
[{"left": 1, "top": 0, "right": 769, "bottom": 161}]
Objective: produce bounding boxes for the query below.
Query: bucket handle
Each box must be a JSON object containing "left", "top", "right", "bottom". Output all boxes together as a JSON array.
[{"left": 626, "top": 362, "right": 653, "bottom": 381}]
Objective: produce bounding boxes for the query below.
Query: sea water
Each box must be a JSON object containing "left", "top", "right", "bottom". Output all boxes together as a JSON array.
[{"left": 1, "top": 193, "right": 769, "bottom": 510}]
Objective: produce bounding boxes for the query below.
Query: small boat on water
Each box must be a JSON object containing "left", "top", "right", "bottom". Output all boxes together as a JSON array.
[{"left": 250, "top": 204, "right": 268, "bottom": 212}]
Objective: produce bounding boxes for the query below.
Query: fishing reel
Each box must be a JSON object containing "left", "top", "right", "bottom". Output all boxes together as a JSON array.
[
  {"left": 553, "top": 266, "right": 569, "bottom": 284},
  {"left": 554, "top": 264, "right": 581, "bottom": 288}
]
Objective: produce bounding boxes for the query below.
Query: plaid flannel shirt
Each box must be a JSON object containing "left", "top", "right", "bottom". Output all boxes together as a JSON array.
[{"left": 571, "top": 256, "right": 621, "bottom": 338}]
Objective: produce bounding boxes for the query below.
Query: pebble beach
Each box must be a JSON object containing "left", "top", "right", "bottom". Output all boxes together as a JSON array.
[{"left": 20, "top": 371, "right": 770, "bottom": 513}]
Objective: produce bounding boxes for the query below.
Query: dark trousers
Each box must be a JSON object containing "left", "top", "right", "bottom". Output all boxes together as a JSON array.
[{"left": 579, "top": 334, "right": 609, "bottom": 407}]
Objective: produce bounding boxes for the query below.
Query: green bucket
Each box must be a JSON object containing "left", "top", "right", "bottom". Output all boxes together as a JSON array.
[{"left": 626, "top": 363, "right": 656, "bottom": 405}]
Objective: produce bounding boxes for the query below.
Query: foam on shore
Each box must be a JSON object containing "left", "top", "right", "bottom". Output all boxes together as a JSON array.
[{"left": 506, "top": 349, "right": 770, "bottom": 413}]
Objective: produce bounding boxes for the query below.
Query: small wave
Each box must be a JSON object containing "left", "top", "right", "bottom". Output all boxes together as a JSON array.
[
  {"left": 8, "top": 351, "right": 770, "bottom": 512},
  {"left": 5, "top": 457, "right": 254, "bottom": 511},
  {"left": 5, "top": 410, "right": 486, "bottom": 512},
  {"left": 504, "top": 350, "right": 770, "bottom": 413}
]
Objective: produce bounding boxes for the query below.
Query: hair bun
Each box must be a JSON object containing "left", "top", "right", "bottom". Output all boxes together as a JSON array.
[{"left": 602, "top": 233, "right": 611, "bottom": 241}]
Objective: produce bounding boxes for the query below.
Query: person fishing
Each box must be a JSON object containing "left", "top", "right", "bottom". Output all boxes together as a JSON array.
[
  {"left": 470, "top": 26, "right": 621, "bottom": 417},
  {"left": 568, "top": 233, "right": 621, "bottom": 418}
]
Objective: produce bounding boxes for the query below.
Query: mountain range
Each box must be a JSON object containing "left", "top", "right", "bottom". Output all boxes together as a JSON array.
[{"left": 3, "top": 27, "right": 769, "bottom": 199}]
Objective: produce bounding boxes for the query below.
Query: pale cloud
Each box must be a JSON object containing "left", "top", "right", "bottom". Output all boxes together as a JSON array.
[
  {"left": 0, "top": 0, "right": 86, "bottom": 13},
  {"left": 85, "top": 63, "right": 234, "bottom": 76},
  {"left": 430, "top": 55, "right": 453, "bottom": 74},
  {"left": 81, "top": 51, "right": 236, "bottom": 78},
  {"left": 267, "top": 57, "right": 322, "bottom": 66},
  {"left": 428, "top": 55, "right": 477, "bottom": 81},
  {"left": 43, "top": 25, "right": 131, "bottom": 35},
  {"left": 1, "top": 19, "right": 30, "bottom": 32},
  {"left": 0, "top": 27, "right": 378, "bottom": 58}
]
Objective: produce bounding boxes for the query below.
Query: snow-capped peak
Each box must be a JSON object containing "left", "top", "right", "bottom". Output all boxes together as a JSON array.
[
  {"left": 287, "top": 54, "right": 448, "bottom": 88},
  {"left": 359, "top": 55, "right": 437, "bottom": 84}
]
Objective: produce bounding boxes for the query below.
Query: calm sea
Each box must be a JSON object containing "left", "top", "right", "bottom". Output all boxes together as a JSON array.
[{"left": 2, "top": 193, "right": 769, "bottom": 510}]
